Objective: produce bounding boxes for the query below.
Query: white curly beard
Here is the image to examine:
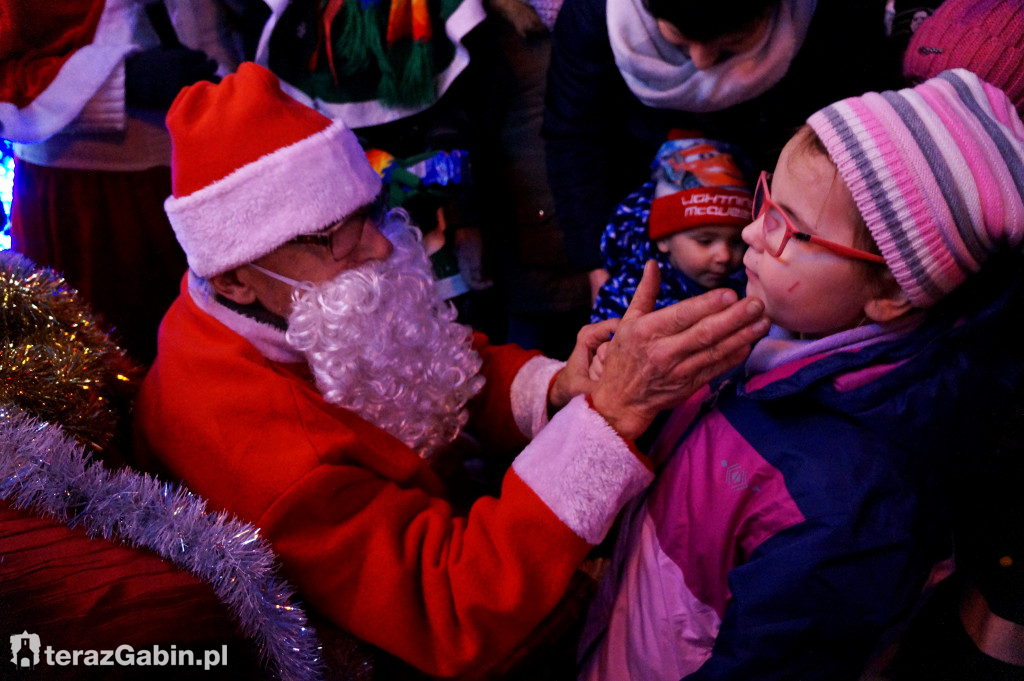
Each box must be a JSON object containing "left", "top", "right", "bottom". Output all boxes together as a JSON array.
[{"left": 283, "top": 213, "right": 485, "bottom": 458}]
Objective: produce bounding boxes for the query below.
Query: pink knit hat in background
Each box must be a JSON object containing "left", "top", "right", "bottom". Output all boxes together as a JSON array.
[
  {"left": 808, "top": 69, "right": 1024, "bottom": 309},
  {"left": 903, "top": 0, "right": 1024, "bottom": 113},
  {"left": 163, "top": 63, "right": 382, "bottom": 278}
]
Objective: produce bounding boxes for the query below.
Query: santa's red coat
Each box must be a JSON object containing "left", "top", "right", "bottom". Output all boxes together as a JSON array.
[{"left": 134, "top": 277, "right": 652, "bottom": 676}]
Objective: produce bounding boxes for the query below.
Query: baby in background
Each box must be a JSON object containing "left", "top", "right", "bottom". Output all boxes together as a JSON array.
[{"left": 591, "top": 131, "right": 753, "bottom": 322}]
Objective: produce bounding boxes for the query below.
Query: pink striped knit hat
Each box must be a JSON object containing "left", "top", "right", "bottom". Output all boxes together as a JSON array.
[{"left": 807, "top": 69, "right": 1024, "bottom": 308}]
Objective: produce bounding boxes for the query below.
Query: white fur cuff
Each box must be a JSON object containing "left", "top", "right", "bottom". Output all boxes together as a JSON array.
[
  {"left": 509, "top": 355, "right": 565, "bottom": 440},
  {"left": 512, "top": 396, "right": 653, "bottom": 545}
]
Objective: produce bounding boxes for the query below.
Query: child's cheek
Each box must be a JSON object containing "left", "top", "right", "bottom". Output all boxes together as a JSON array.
[{"left": 769, "top": 266, "right": 802, "bottom": 296}]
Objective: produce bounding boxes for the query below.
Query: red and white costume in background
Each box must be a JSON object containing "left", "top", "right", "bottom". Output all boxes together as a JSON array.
[
  {"left": 0, "top": 0, "right": 237, "bottom": 363},
  {"left": 134, "top": 273, "right": 654, "bottom": 677}
]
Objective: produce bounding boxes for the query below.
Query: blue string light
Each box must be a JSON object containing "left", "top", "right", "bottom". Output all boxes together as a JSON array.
[{"left": 1, "top": 139, "right": 13, "bottom": 251}]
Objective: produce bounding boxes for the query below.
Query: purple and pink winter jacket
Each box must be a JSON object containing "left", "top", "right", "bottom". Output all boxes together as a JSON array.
[{"left": 579, "top": 269, "right": 1023, "bottom": 681}]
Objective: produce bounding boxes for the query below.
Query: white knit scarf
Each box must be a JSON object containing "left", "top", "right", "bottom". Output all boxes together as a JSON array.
[{"left": 607, "top": 0, "right": 817, "bottom": 112}]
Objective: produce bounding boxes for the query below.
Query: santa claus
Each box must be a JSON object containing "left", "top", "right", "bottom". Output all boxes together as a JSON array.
[{"left": 134, "top": 62, "right": 768, "bottom": 678}]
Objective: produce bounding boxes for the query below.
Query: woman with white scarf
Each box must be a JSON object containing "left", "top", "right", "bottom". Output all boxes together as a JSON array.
[{"left": 542, "top": 0, "right": 901, "bottom": 300}]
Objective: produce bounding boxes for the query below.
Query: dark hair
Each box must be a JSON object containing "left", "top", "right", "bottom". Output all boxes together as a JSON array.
[{"left": 642, "top": 0, "right": 779, "bottom": 43}]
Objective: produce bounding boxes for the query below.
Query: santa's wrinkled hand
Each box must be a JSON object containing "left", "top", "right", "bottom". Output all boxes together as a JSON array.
[
  {"left": 589, "top": 342, "right": 609, "bottom": 382},
  {"left": 591, "top": 261, "right": 769, "bottom": 441},
  {"left": 548, "top": 317, "right": 619, "bottom": 411}
]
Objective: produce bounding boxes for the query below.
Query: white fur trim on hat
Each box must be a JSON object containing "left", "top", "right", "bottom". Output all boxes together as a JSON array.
[{"left": 165, "top": 120, "right": 383, "bottom": 277}]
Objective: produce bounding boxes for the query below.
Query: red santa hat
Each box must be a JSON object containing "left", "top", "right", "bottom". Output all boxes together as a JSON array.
[{"left": 163, "top": 62, "right": 382, "bottom": 278}]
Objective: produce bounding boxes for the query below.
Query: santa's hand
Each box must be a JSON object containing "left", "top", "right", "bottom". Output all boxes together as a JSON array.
[
  {"left": 591, "top": 261, "right": 769, "bottom": 441},
  {"left": 589, "top": 342, "right": 609, "bottom": 382},
  {"left": 548, "top": 317, "right": 620, "bottom": 411}
]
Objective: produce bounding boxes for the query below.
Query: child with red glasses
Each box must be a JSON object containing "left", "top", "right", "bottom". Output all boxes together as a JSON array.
[{"left": 578, "top": 68, "right": 1024, "bottom": 681}]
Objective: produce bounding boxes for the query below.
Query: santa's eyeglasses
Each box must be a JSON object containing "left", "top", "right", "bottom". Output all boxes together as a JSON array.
[{"left": 287, "top": 195, "right": 387, "bottom": 261}]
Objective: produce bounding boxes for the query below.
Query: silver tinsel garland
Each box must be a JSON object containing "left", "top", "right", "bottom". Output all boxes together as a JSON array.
[{"left": 0, "top": 406, "right": 324, "bottom": 681}]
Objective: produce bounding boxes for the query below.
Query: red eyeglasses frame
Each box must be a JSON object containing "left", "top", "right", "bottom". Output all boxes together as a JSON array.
[{"left": 753, "top": 170, "right": 886, "bottom": 264}]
